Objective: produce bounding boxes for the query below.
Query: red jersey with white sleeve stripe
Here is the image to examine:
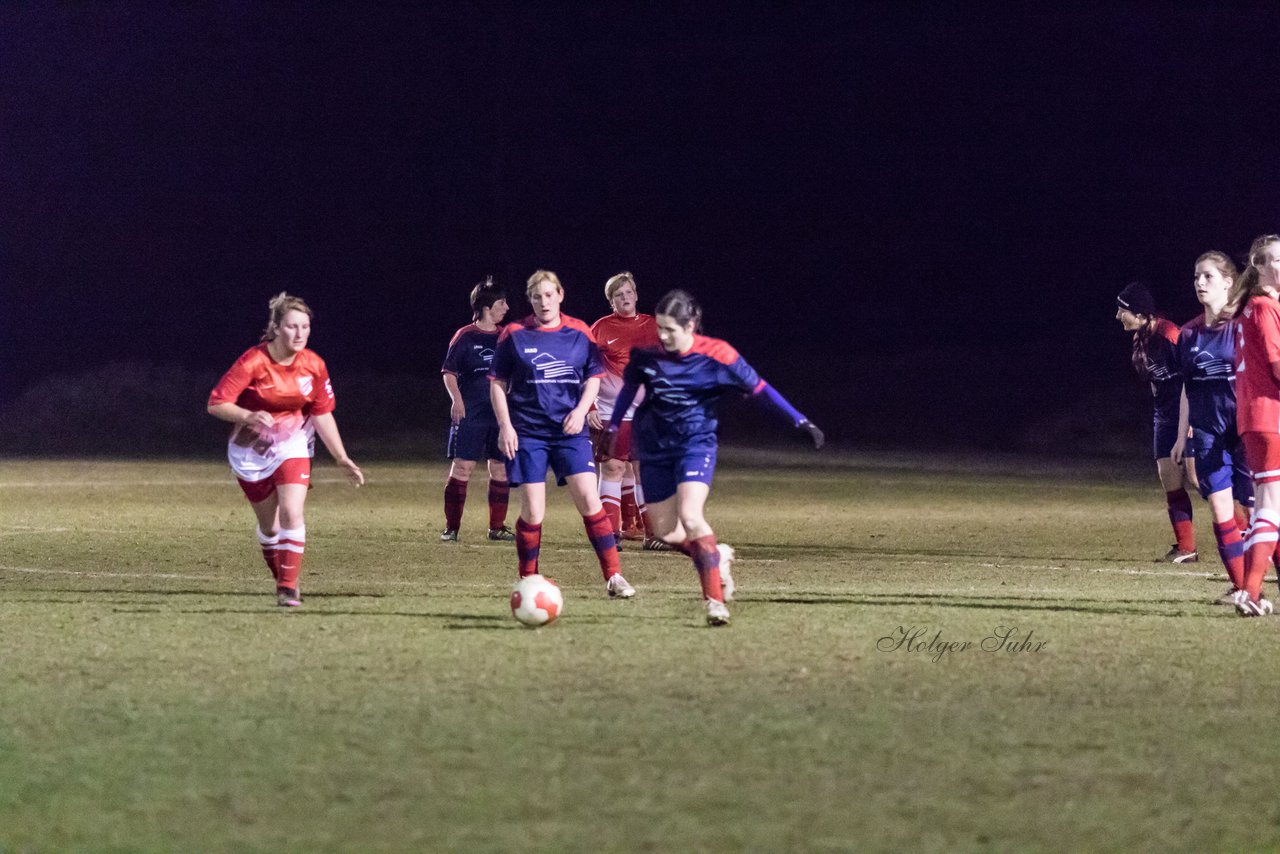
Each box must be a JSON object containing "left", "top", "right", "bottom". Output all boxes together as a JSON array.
[
  {"left": 590, "top": 313, "right": 659, "bottom": 420},
  {"left": 208, "top": 344, "right": 336, "bottom": 480},
  {"left": 1235, "top": 295, "right": 1280, "bottom": 435}
]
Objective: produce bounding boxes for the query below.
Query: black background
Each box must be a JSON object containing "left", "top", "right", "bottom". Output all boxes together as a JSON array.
[{"left": 2, "top": 3, "right": 1276, "bottom": 451}]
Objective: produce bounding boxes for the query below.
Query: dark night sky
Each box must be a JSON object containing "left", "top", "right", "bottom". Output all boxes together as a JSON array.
[{"left": 1, "top": 3, "right": 1277, "bottom": 445}]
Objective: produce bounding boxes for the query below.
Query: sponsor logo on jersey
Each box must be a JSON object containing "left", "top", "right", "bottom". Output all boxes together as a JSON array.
[
  {"left": 530, "top": 352, "right": 577, "bottom": 379},
  {"left": 607, "top": 338, "right": 620, "bottom": 345}
]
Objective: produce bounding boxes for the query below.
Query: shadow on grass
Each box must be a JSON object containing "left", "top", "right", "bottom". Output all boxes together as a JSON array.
[
  {"left": 757, "top": 594, "right": 1204, "bottom": 618},
  {"left": 734, "top": 541, "right": 1218, "bottom": 568}
]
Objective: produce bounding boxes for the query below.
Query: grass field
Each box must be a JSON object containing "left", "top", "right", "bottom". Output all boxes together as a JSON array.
[{"left": 2, "top": 451, "right": 1279, "bottom": 853}]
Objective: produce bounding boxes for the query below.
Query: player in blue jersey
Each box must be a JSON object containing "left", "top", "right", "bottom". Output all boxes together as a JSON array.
[
  {"left": 1170, "top": 252, "right": 1251, "bottom": 603},
  {"left": 489, "top": 270, "right": 636, "bottom": 598},
  {"left": 605, "top": 289, "right": 823, "bottom": 626},
  {"left": 1116, "top": 281, "right": 1198, "bottom": 563},
  {"left": 440, "top": 277, "right": 514, "bottom": 542}
]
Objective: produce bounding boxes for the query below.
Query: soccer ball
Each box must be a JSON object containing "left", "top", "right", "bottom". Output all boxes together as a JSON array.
[{"left": 510, "top": 574, "right": 564, "bottom": 627}]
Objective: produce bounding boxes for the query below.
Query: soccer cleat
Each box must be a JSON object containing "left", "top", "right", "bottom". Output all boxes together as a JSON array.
[
  {"left": 621, "top": 526, "right": 646, "bottom": 542},
  {"left": 606, "top": 573, "right": 636, "bottom": 599},
  {"left": 487, "top": 526, "right": 516, "bottom": 541},
  {"left": 1214, "top": 587, "right": 1248, "bottom": 606},
  {"left": 717, "top": 543, "right": 737, "bottom": 602},
  {"left": 277, "top": 587, "right": 302, "bottom": 607},
  {"left": 705, "top": 598, "right": 731, "bottom": 626},
  {"left": 643, "top": 537, "right": 675, "bottom": 551},
  {"left": 1235, "top": 597, "right": 1274, "bottom": 617},
  {"left": 1162, "top": 546, "right": 1198, "bottom": 564},
  {"left": 440, "top": 529, "right": 459, "bottom": 542}
]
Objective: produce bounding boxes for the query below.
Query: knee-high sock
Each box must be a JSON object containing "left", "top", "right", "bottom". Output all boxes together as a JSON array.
[
  {"left": 1244, "top": 509, "right": 1278, "bottom": 601},
  {"left": 1212, "top": 519, "right": 1245, "bottom": 589},
  {"left": 275, "top": 526, "right": 306, "bottom": 591},
  {"left": 582, "top": 509, "right": 620, "bottom": 580},
  {"left": 599, "top": 480, "right": 623, "bottom": 536},
  {"left": 634, "top": 481, "right": 654, "bottom": 537},
  {"left": 621, "top": 476, "right": 639, "bottom": 529},
  {"left": 1166, "top": 489, "right": 1194, "bottom": 551},
  {"left": 488, "top": 479, "right": 510, "bottom": 530},
  {"left": 515, "top": 518, "right": 541, "bottom": 577},
  {"left": 444, "top": 477, "right": 468, "bottom": 530},
  {"left": 256, "top": 525, "right": 279, "bottom": 580},
  {"left": 687, "top": 533, "right": 724, "bottom": 602}
]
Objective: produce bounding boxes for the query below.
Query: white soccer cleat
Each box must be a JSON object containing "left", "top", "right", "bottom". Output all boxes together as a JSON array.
[
  {"left": 1235, "top": 597, "right": 1274, "bottom": 617},
  {"left": 717, "top": 543, "right": 736, "bottom": 602},
  {"left": 705, "top": 598, "right": 731, "bottom": 627},
  {"left": 606, "top": 573, "right": 636, "bottom": 599},
  {"left": 1214, "top": 587, "right": 1248, "bottom": 606}
]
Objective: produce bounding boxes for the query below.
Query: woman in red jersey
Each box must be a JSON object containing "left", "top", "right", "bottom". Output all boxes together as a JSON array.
[
  {"left": 587, "top": 271, "right": 665, "bottom": 548},
  {"left": 208, "top": 293, "right": 364, "bottom": 607},
  {"left": 1229, "top": 235, "right": 1280, "bottom": 616},
  {"left": 1115, "top": 281, "right": 1197, "bottom": 563}
]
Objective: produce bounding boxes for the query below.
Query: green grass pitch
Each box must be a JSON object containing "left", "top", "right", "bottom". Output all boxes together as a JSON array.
[{"left": 2, "top": 452, "right": 1279, "bottom": 852}]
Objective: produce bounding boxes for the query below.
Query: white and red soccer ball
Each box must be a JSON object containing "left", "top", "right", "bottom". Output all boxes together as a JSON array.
[{"left": 510, "top": 574, "right": 563, "bottom": 627}]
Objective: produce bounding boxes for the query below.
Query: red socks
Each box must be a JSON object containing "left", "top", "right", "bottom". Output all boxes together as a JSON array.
[
  {"left": 621, "top": 477, "right": 639, "bottom": 532},
  {"left": 488, "top": 479, "right": 510, "bottom": 530},
  {"left": 1165, "top": 489, "right": 1195, "bottom": 552},
  {"left": 1212, "top": 519, "right": 1245, "bottom": 589},
  {"left": 582, "top": 509, "right": 621, "bottom": 579},
  {"left": 444, "top": 477, "right": 467, "bottom": 531},
  {"left": 256, "top": 526, "right": 279, "bottom": 580},
  {"left": 1243, "top": 509, "right": 1278, "bottom": 601},
  {"left": 599, "top": 480, "right": 623, "bottom": 536},
  {"left": 687, "top": 534, "right": 724, "bottom": 602},
  {"left": 275, "top": 526, "right": 305, "bottom": 591},
  {"left": 515, "top": 517, "right": 542, "bottom": 577}
]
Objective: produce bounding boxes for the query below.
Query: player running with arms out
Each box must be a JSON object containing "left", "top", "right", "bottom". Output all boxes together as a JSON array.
[
  {"left": 489, "top": 270, "right": 636, "bottom": 599},
  {"left": 604, "top": 289, "right": 823, "bottom": 626},
  {"left": 207, "top": 293, "right": 364, "bottom": 608},
  {"left": 1170, "top": 252, "right": 1253, "bottom": 605},
  {"left": 440, "top": 277, "right": 515, "bottom": 542},
  {"left": 587, "top": 271, "right": 666, "bottom": 548},
  {"left": 1230, "top": 234, "right": 1280, "bottom": 617},
  {"left": 1115, "top": 281, "right": 1198, "bottom": 563}
]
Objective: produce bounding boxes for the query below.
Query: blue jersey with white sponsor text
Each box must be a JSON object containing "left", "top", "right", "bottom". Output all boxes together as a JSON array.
[
  {"left": 1176, "top": 315, "right": 1238, "bottom": 436},
  {"left": 442, "top": 324, "right": 501, "bottom": 424},
  {"left": 489, "top": 314, "right": 605, "bottom": 439},
  {"left": 624, "top": 335, "right": 763, "bottom": 457}
]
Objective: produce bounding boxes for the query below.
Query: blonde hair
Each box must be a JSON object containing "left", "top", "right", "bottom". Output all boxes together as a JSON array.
[
  {"left": 262, "top": 292, "right": 313, "bottom": 342},
  {"left": 1231, "top": 235, "right": 1280, "bottom": 318},
  {"left": 604, "top": 271, "right": 635, "bottom": 301},
  {"left": 526, "top": 269, "right": 563, "bottom": 300}
]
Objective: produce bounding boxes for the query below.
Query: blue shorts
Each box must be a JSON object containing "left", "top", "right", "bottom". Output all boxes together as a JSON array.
[
  {"left": 639, "top": 447, "right": 718, "bottom": 504},
  {"left": 1153, "top": 416, "right": 1180, "bottom": 461},
  {"left": 1191, "top": 428, "right": 1254, "bottom": 505},
  {"left": 505, "top": 432, "right": 596, "bottom": 487},
  {"left": 447, "top": 419, "right": 502, "bottom": 462}
]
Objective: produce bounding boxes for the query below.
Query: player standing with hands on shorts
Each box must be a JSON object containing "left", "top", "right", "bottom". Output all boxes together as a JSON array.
[
  {"left": 588, "top": 271, "right": 665, "bottom": 547},
  {"left": 1230, "top": 234, "right": 1280, "bottom": 616},
  {"left": 605, "top": 289, "right": 823, "bottom": 626},
  {"left": 1115, "top": 281, "right": 1198, "bottom": 563},
  {"left": 489, "top": 270, "right": 636, "bottom": 599},
  {"left": 1170, "top": 252, "right": 1252, "bottom": 604},
  {"left": 440, "top": 277, "right": 515, "bottom": 542},
  {"left": 208, "top": 293, "right": 364, "bottom": 607}
]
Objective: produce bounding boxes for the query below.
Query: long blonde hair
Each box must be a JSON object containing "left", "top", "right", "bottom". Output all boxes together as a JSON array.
[
  {"left": 261, "top": 292, "right": 313, "bottom": 342},
  {"left": 1230, "top": 235, "right": 1280, "bottom": 318}
]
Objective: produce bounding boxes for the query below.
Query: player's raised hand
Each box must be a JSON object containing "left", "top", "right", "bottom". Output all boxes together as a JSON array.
[{"left": 798, "top": 420, "right": 824, "bottom": 450}]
